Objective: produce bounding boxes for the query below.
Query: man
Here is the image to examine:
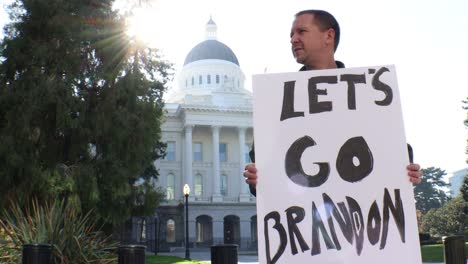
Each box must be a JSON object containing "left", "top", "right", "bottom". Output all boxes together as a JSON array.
[{"left": 243, "top": 10, "right": 423, "bottom": 195}]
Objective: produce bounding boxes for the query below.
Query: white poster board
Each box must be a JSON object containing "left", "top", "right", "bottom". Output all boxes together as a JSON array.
[{"left": 252, "top": 65, "right": 422, "bottom": 264}]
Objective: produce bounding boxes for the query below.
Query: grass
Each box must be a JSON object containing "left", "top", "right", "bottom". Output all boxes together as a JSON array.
[
  {"left": 146, "top": 255, "right": 209, "bottom": 264},
  {"left": 146, "top": 244, "right": 468, "bottom": 263},
  {"left": 421, "top": 243, "right": 468, "bottom": 262}
]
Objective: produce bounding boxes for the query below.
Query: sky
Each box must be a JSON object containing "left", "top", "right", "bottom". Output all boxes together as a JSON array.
[{"left": 1, "top": 0, "right": 467, "bottom": 178}]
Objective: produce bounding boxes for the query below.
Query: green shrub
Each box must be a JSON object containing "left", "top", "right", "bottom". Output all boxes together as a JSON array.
[{"left": 0, "top": 199, "right": 117, "bottom": 263}]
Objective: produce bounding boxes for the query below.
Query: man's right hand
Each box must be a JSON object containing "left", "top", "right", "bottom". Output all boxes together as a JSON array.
[{"left": 243, "top": 163, "right": 257, "bottom": 189}]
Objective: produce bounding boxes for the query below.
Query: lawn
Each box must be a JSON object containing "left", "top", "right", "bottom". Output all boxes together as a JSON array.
[
  {"left": 146, "top": 255, "right": 209, "bottom": 264},
  {"left": 146, "top": 245, "right": 468, "bottom": 263},
  {"left": 421, "top": 243, "right": 468, "bottom": 262}
]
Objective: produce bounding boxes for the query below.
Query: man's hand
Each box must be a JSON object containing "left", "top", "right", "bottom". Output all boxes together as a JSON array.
[
  {"left": 407, "top": 163, "right": 423, "bottom": 184},
  {"left": 243, "top": 163, "right": 257, "bottom": 189}
]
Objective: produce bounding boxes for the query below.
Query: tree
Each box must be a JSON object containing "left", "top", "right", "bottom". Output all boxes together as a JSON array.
[
  {"left": 0, "top": 0, "right": 170, "bottom": 226},
  {"left": 421, "top": 196, "right": 468, "bottom": 237},
  {"left": 462, "top": 98, "right": 468, "bottom": 219},
  {"left": 461, "top": 174, "right": 468, "bottom": 202},
  {"left": 464, "top": 97, "right": 467, "bottom": 164},
  {"left": 413, "top": 167, "right": 449, "bottom": 214}
]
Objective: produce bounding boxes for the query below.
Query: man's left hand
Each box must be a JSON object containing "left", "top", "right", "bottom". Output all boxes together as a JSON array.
[{"left": 407, "top": 163, "right": 423, "bottom": 184}]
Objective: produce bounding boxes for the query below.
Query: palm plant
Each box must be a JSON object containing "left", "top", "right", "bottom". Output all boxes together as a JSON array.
[{"left": 0, "top": 199, "right": 118, "bottom": 263}]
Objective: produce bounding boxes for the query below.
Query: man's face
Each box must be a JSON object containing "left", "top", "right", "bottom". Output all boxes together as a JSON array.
[{"left": 290, "top": 14, "right": 329, "bottom": 66}]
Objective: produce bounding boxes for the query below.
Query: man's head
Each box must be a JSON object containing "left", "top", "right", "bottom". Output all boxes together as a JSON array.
[{"left": 290, "top": 10, "right": 340, "bottom": 69}]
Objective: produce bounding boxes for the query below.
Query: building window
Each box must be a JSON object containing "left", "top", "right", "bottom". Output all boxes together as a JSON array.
[
  {"left": 207, "top": 75, "right": 211, "bottom": 84},
  {"left": 195, "top": 173, "right": 203, "bottom": 197},
  {"left": 219, "top": 143, "right": 227, "bottom": 162},
  {"left": 165, "top": 141, "right": 175, "bottom": 161},
  {"left": 251, "top": 216, "right": 257, "bottom": 242},
  {"left": 196, "top": 215, "right": 212, "bottom": 243},
  {"left": 166, "top": 173, "right": 175, "bottom": 200},
  {"left": 244, "top": 144, "right": 250, "bottom": 163},
  {"left": 191, "top": 76, "right": 194, "bottom": 86},
  {"left": 216, "top": 75, "right": 219, "bottom": 84},
  {"left": 166, "top": 219, "right": 176, "bottom": 242},
  {"left": 193, "top": 142, "right": 202, "bottom": 161},
  {"left": 221, "top": 174, "right": 227, "bottom": 196},
  {"left": 139, "top": 218, "right": 146, "bottom": 242},
  {"left": 185, "top": 79, "right": 188, "bottom": 88},
  {"left": 199, "top": 75, "right": 202, "bottom": 84}
]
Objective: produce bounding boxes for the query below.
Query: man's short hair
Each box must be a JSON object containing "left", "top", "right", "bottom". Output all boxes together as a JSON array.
[{"left": 295, "top": 10, "right": 340, "bottom": 52}]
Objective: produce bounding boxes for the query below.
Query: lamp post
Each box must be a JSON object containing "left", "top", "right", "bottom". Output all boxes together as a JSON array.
[{"left": 183, "top": 184, "right": 191, "bottom": 260}]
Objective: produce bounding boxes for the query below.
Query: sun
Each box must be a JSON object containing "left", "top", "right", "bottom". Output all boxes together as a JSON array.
[{"left": 125, "top": 7, "right": 157, "bottom": 45}]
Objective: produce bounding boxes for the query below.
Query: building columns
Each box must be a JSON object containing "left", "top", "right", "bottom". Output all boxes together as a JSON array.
[
  {"left": 185, "top": 125, "right": 193, "bottom": 199},
  {"left": 238, "top": 127, "right": 250, "bottom": 201},
  {"left": 211, "top": 125, "right": 222, "bottom": 202}
]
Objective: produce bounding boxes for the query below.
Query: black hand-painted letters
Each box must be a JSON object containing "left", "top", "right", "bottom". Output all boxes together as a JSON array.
[
  {"left": 336, "top": 136, "right": 374, "bottom": 183},
  {"left": 279, "top": 67, "right": 393, "bottom": 121},
  {"left": 285, "top": 136, "right": 373, "bottom": 187},
  {"left": 284, "top": 136, "right": 330, "bottom": 187},
  {"left": 263, "top": 189, "right": 406, "bottom": 263}
]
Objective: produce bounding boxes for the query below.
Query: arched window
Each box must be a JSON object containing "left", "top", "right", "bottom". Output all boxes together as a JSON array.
[
  {"left": 216, "top": 75, "right": 220, "bottom": 84},
  {"left": 207, "top": 75, "right": 211, "bottom": 84},
  {"left": 191, "top": 76, "right": 194, "bottom": 85},
  {"left": 166, "top": 173, "right": 175, "bottom": 200},
  {"left": 166, "top": 219, "right": 176, "bottom": 242},
  {"left": 221, "top": 174, "right": 228, "bottom": 196},
  {"left": 196, "top": 215, "right": 213, "bottom": 244},
  {"left": 199, "top": 75, "right": 202, "bottom": 84},
  {"left": 195, "top": 173, "right": 203, "bottom": 197}
]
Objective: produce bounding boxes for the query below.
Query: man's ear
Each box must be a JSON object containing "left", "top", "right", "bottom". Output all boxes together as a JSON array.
[{"left": 326, "top": 28, "right": 335, "bottom": 46}]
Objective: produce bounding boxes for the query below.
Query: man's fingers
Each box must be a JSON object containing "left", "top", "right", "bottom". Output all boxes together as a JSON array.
[
  {"left": 243, "top": 171, "right": 256, "bottom": 179},
  {"left": 244, "top": 163, "right": 257, "bottom": 173},
  {"left": 408, "top": 170, "right": 423, "bottom": 178},
  {"left": 410, "top": 176, "right": 422, "bottom": 184},
  {"left": 407, "top": 163, "right": 421, "bottom": 171}
]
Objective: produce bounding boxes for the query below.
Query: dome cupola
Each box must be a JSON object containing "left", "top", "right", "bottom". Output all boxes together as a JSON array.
[{"left": 183, "top": 17, "right": 239, "bottom": 66}]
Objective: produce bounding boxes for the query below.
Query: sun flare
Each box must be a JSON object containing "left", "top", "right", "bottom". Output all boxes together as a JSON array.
[{"left": 125, "top": 8, "right": 157, "bottom": 45}]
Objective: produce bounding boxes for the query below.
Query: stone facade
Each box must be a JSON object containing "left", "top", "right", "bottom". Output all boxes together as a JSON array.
[{"left": 153, "top": 18, "right": 257, "bottom": 252}]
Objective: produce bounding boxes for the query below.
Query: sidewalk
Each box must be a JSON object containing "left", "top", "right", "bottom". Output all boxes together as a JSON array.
[{"left": 157, "top": 250, "right": 447, "bottom": 264}]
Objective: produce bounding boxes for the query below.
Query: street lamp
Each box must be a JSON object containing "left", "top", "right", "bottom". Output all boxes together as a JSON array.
[{"left": 183, "top": 184, "right": 191, "bottom": 260}]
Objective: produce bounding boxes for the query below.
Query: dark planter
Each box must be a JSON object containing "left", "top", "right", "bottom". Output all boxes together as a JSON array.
[
  {"left": 211, "top": 244, "right": 238, "bottom": 264},
  {"left": 443, "top": 235, "right": 466, "bottom": 264},
  {"left": 22, "top": 244, "right": 51, "bottom": 264},
  {"left": 118, "top": 245, "right": 146, "bottom": 264}
]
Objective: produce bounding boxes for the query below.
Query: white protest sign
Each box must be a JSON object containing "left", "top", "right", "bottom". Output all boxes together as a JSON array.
[{"left": 252, "top": 65, "right": 422, "bottom": 264}]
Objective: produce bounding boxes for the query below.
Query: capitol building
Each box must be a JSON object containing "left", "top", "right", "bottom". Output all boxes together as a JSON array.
[{"left": 154, "top": 17, "right": 256, "bottom": 251}]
